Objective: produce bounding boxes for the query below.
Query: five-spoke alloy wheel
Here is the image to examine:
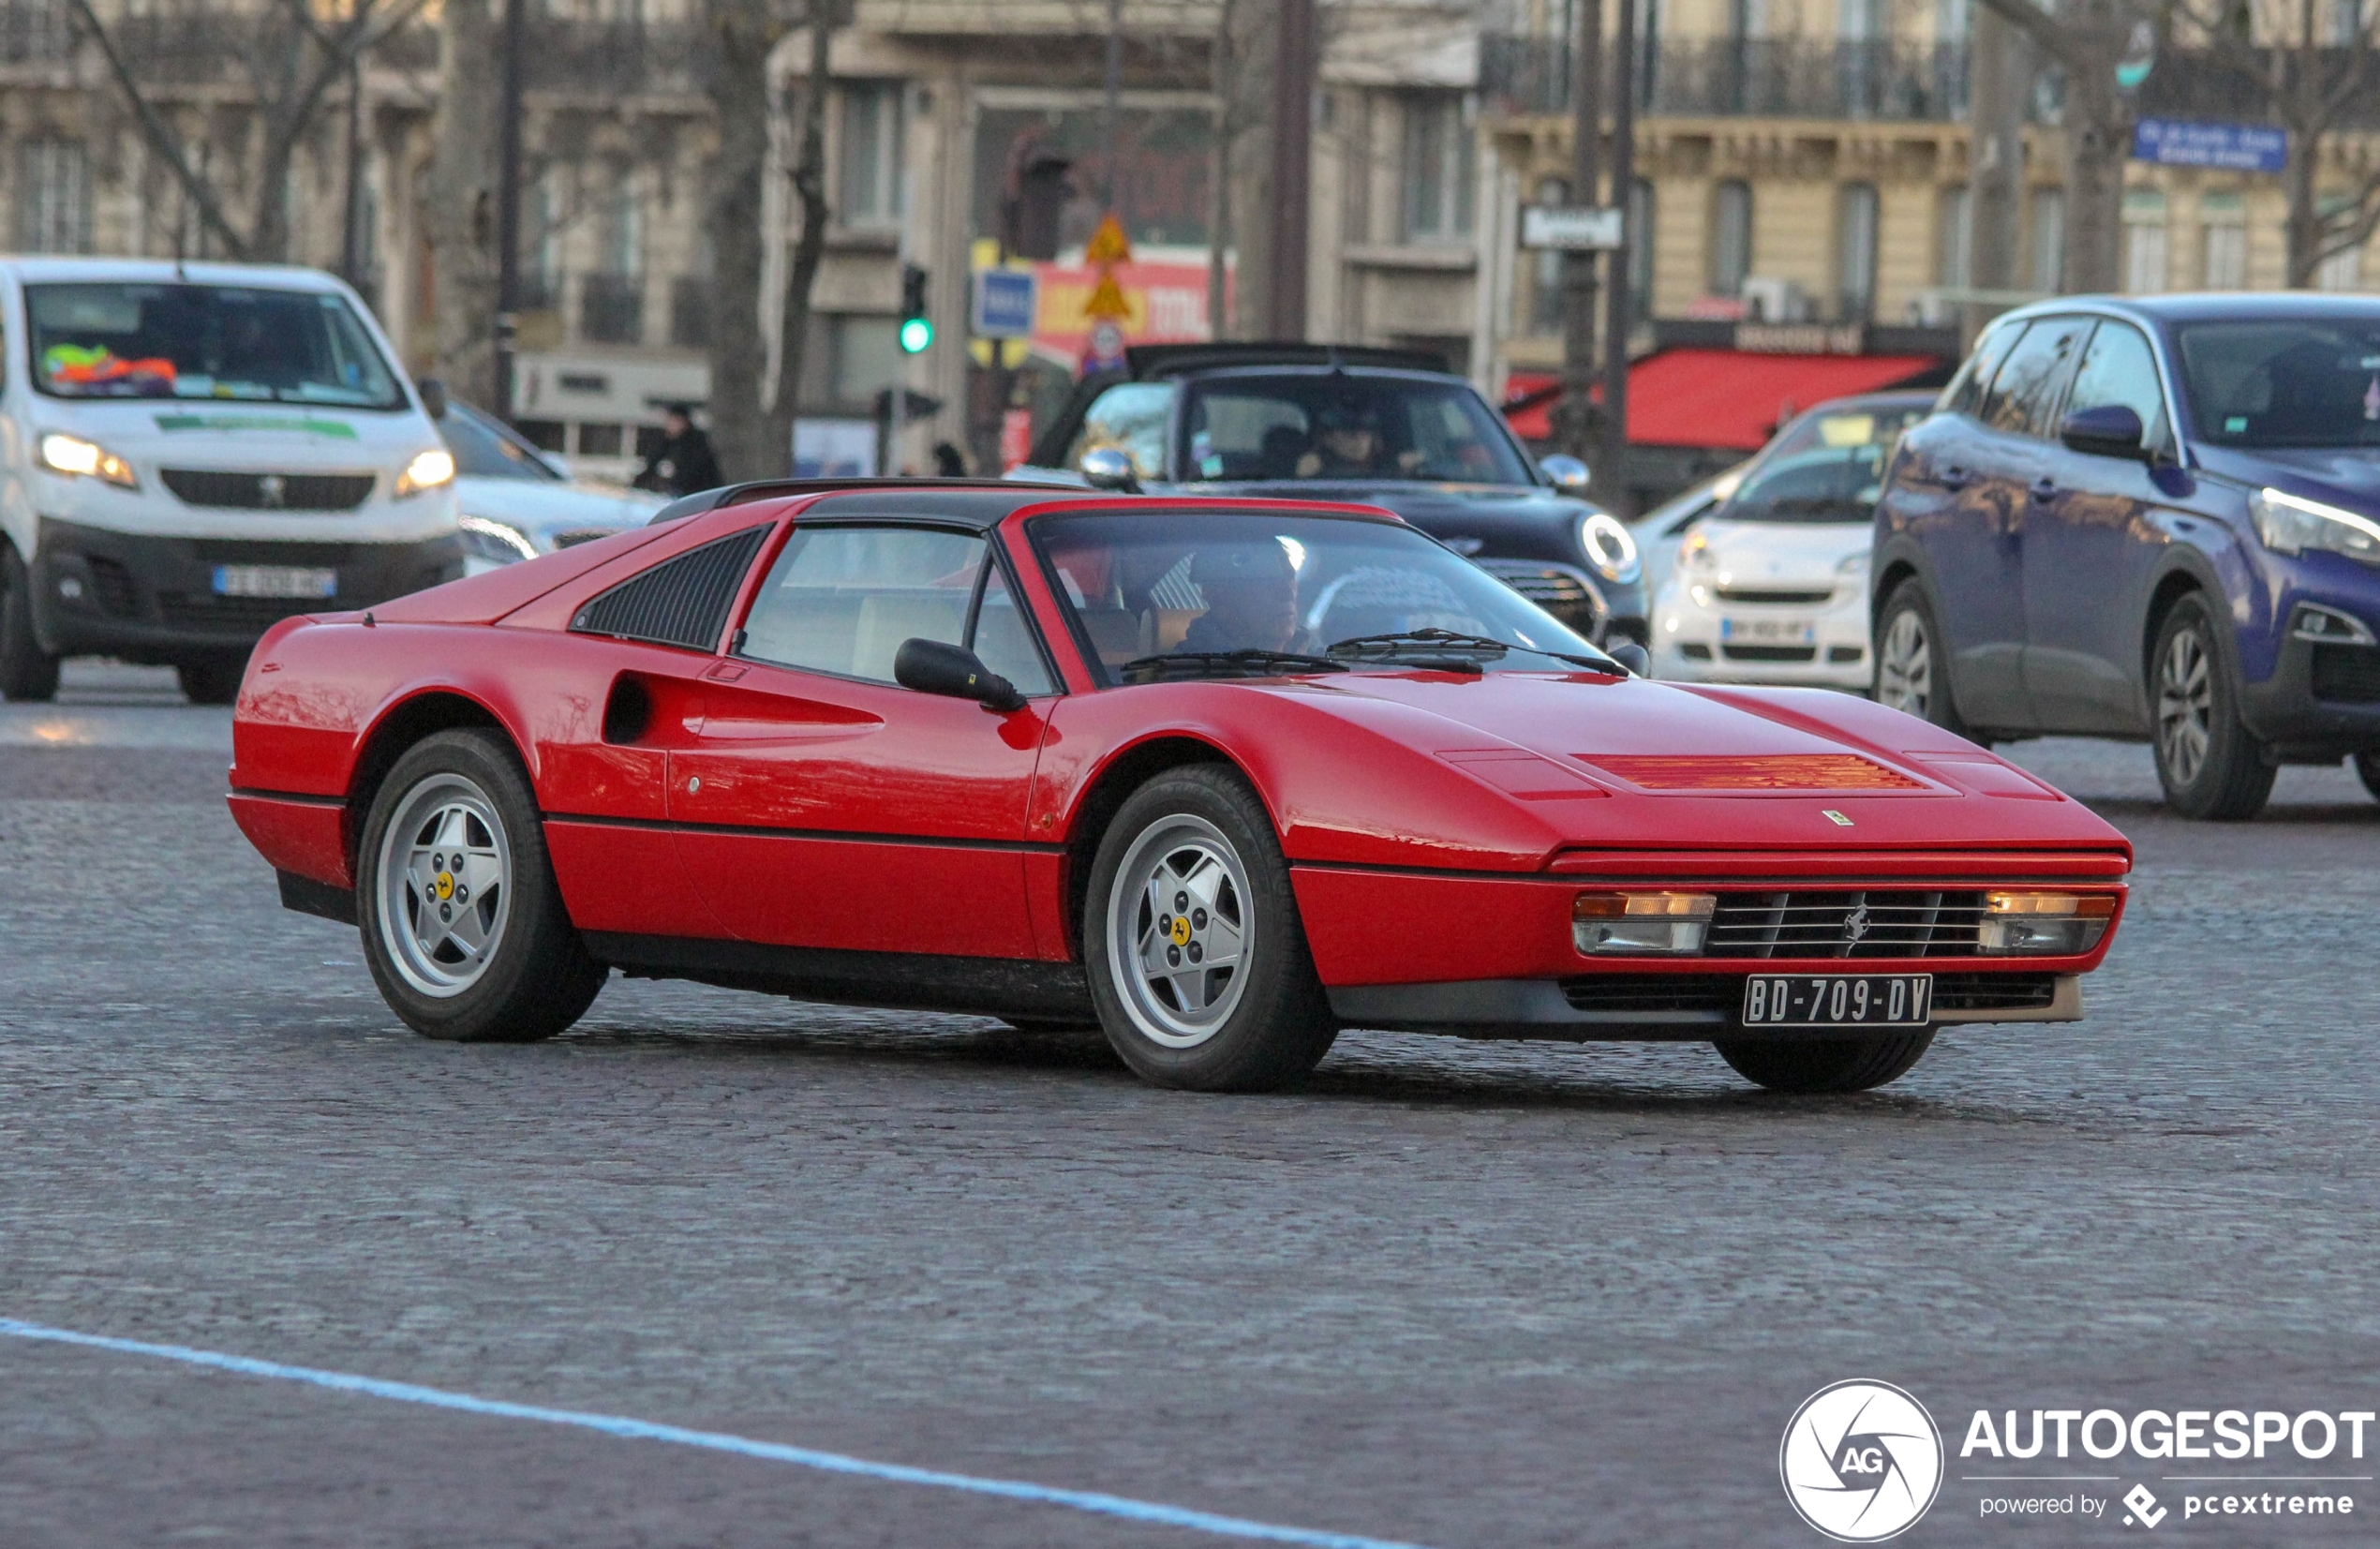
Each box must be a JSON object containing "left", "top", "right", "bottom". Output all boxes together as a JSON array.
[
  {"left": 1085, "top": 766, "right": 1336, "bottom": 1091},
  {"left": 356, "top": 728, "right": 606, "bottom": 1041}
]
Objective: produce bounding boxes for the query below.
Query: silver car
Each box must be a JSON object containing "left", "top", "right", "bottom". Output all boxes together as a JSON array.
[{"left": 436, "top": 398, "right": 664, "bottom": 573}]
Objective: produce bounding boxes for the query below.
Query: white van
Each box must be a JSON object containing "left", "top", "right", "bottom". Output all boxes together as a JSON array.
[{"left": 0, "top": 259, "right": 460, "bottom": 704}]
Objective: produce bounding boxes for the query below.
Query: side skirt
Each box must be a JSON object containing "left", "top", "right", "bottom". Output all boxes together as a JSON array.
[
  {"left": 581, "top": 932, "right": 1096, "bottom": 1021},
  {"left": 279, "top": 870, "right": 358, "bottom": 926}
]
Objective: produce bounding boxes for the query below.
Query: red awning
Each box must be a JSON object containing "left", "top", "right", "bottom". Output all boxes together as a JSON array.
[{"left": 1503, "top": 349, "right": 1942, "bottom": 450}]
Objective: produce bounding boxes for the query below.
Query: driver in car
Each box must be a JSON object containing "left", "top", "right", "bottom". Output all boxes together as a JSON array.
[
  {"left": 1177, "top": 542, "right": 1317, "bottom": 655},
  {"left": 1295, "top": 403, "right": 1425, "bottom": 479}
]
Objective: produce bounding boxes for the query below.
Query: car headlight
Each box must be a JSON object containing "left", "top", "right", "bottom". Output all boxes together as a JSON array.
[
  {"left": 1575, "top": 891, "right": 1716, "bottom": 955},
  {"left": 38, "top": 432, "right": 137, "bottom": 489},
  {"left": 457, "top": 514, "right": 538, "bottom": 565},
  {"left": 1580, "top": 512, "right": 1641, "bottom": 585},
  {"left": 1836, "top": 550, "right": 1871, "bottom": 576},
  {"left": 2249, "top": 486, "right": 2380, "bottom": 564},
  {"left": 1977, "top": 891, "right": 2116, "bottom": 956},
  {"left": 394, "top": 447, "right": 457, "bottom": 499}
]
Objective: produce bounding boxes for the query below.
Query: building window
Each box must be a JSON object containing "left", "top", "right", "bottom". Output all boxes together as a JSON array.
[
  {"left": 2123, "top": 189, "right": 2168, "bottom": 294},
  {"left": 2319, "top": 197, "right": 2365, "bottom": 290},
  {"left": 1837, "top": 182, "right": 1879, "bottom": 320},
  {"left": 830, "top": 314, "right": 902, "bottom": 406},
  {"left": 1402, "top": 94, "right": 1475, "bottom": 242},
  {"left": 2029, "top": 186, "right": 2064, "bottom": 292},
  {"left": 2201, "top": 191, "right": 2247, "bottom": 289},
  {"left": 840, "top": 82, "right": 904, "bottom": 228},
  {"left": 16, "top": 139, "right": 88, "bottom": 254},
  {"left": 1529, "top": 177, "right": 1568, "bottom": 334},
  {"left": 581, "top": 171, "right": 644, "bottom": 344},
  {"left": 1937, "top": 185, "right": 1971, "bottom": 288},
  {"left": 526, "top": 167, "right": 564, "bottom": 312},
  {"left": 1711, "top": 179, "right": 1752, "bottom": 297},
  {"left": 1628, "top": 177, "right": 1655, "bottom": 320}
]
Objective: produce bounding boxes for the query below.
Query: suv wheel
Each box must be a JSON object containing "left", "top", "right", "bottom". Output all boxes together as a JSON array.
[
  {"left": 1873, "top": 580, "right": 1977, "bottom": 741},
  {"left": 2151, "top": 594, "right": 2273, "bottom": 821}
]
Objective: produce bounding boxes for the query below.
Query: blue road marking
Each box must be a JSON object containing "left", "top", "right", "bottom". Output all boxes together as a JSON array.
[{"left": 0, "top": 1317, "right": 1434, "bottom": 1549}]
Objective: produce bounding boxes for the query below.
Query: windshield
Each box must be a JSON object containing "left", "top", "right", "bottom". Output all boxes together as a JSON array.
[
  {"left": 1178, "top": 375, "right": 1536, "bottom": 485},
  {"left": 441, "top": 403, "right": 561, "bottom": 480},
  {"left": 26, "top": 282, "right": 405, "bottom": 408},
  {"left": 2178, "top": 318, "right": 2380, "bottom": 448},
  {"left": 1723, "top": 407, "right": 1926, "bottom": 523},
  {"left": 1031, "top": 510, "right": 1606, "bottom": 685}
]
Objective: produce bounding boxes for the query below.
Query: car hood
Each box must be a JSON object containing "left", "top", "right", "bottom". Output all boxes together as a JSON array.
[
  {"left": 2194, "top": 444, "right": 2380, "bottom": 514},
  {"left": 1231, "top": 671, "right": 2128, "bottom": 861},
  {"left": 455, "top": 476, "right": 666, "bottom": 545},
  {"left": 1686, "top": 517, "right": 1870, "bottom": 585}
]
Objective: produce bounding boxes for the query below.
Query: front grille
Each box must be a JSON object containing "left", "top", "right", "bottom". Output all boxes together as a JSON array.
[
  {"left": 1721, "top": 643, "right": 1817, "bottom": 663},
  {"left": 1678, "top": 642, "right": 1713, "bottom": 660},
  {"left": 86, "top": 556, "right": 136, "bottom": 616},
  {"left": 1705, "top": 889, "right": 1986, "bottom": 959},
  {"left": 2311, "top": 643, "right": 2380, "bottom": 703},
  {"left": 161, "top": 469, "right": 377, "bottom": 511},
  {"left": 1715, "top": 586, "right": 1833, "bottom": 605},
  {"left": 552, "top": 529, "right": 617, "bottom": 548},
  {"left": 1477, "top": 559, "right": 1604, "bottom": 633},
  {"left": 158, "top": 593, "right": 328, "bottom": 632},
  {"left": 190, "top": 540, "right": 353, "bottom": 566},
  {"left": 1931, "top": 973, "right": 2058, "bottom": 1011},
  {"left": 1560, "top": 970, "right": 2057, "bottom": 1017}
]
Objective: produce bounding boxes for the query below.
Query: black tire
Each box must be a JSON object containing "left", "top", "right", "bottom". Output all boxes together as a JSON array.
[
  {"left": 176, "top": 657, "right": 245, "bottom": 706},
  {"left": 2354, "top": 751, "right": 2380, "bottom": 802},
  {"left": 0, "top": 542, "right": 59, "bottom": 703},
  {"left": 1872, "top": 579, "right": 1978, "bottom": 742},
  {"left": 1714, "top": 1030, "right": 1936, "bottom": 1094},
  {"left": 354, "top": 727, "right": 605, "bottom": 1042},
  {"left": 1083, "top": 765, "right": 1337, "bottom": 1092},
  {"left": 2150, "top": 593, "right": 2274, "bottom": 821}
]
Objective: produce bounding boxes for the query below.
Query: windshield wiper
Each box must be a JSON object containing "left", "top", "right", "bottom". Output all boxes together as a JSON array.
[
  {"left": 1117, "top": 649, "right": 1348, "bottom": 683},
  {"left": 1326, "top": 628, "right": 1612, "bottom": 672}
]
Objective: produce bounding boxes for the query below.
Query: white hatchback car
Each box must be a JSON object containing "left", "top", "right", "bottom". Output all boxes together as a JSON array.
[{"left": 1651, "top": 393, "right": 1933, "bottom": 690}]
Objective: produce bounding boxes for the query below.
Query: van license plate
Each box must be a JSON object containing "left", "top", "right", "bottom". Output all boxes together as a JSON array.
[
  {"left": 1741, "top": 975, "right": 1932, "bottom": 1028},
  {"left": 213, "top": 565, "right": 336, "bottom": 599}
]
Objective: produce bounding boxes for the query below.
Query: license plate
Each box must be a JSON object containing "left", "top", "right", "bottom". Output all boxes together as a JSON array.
[
  {"left": 1741, "top": 974, "right": 1932, "bottom": 1028},
  {"left": 1720, "top": 616, "right": 1817, "bottom": 644},
  {"left": 213, "top": 565, "right": 337, "bottom": 599}
]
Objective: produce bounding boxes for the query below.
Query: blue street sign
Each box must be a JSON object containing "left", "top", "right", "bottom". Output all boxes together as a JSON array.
[
  {"left": 972, "top": 269, "right": 1038, "bottom": 339},
  {"left": 2131, "top": 119, "right": 2287, "bottom": 173}
]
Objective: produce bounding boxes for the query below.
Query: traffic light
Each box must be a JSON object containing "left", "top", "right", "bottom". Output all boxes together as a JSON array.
[{"left": 899, "top": 264, "right": 932, "bottom": 353}]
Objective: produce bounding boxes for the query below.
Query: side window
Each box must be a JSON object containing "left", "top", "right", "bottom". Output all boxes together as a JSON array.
[
  {"left": 571, "top": 524, "right": 770, "bottom": 651},
  {"left": 1064, "top": 382, "right": 1174, "bottom": 480},
  {"left": 2064, "top": 321, "right": 2170, "bottom": 450},
  {"left": 737, "top": 525, "right": 1054, "bottom": 695},
  {"left": 1979, "top": 318, "right": 2088, "bottom": 438},
  {"left": 1942, "top": 321, "right": 2025, "bottom": 418}
]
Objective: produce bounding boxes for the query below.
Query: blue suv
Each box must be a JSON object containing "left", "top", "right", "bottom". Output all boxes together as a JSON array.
[{"left": 1873, "top": 294, "right": 2380, "bottom": 818}]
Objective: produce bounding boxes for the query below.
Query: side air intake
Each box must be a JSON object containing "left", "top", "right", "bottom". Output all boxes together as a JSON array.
[{"left": 571, "top": 525, "right": 767, "bottom": 651}]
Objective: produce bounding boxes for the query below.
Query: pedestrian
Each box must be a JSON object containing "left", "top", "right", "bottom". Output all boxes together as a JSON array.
[
  {"left": 933, "top": 441, "right": 968, "bottom": 478},
  {"left": 635, "top": 404, "right": 722, "bottom": 497}
]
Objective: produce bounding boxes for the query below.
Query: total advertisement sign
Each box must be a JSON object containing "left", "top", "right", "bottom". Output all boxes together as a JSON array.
[{"left": 974, "top": 246, "right": 1229, "bottom": 373}]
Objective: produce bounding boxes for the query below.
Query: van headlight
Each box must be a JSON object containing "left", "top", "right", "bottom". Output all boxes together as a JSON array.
[
  {"left": 1580, "top": 512, "right": 1641, "bottom": 584},
  {"left": 1575, "top": 891, "right": 1716, "bottom": 955},
  {"left": 457, "top": 514, "right": 537, "bottom": 565},
  {"left": 2249, "top": 487, "right": 2380, "bottom": 564},
  {"left": 38, "top": 432, "right": 138, "bottom": 489},
  {"left": 1978, "top": 891, "right": 2117, "bottom": 955},
  {"left": 394, "top": 447, "right": 457, "bottom": 499}
]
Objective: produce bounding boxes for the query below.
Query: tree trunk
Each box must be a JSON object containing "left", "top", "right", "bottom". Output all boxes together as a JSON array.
[
  {"left": 2284, "top": 116, "right": 2325, "bottom": 287},
  {"left": 1966, "top": 4, "right": 2023, "bottom": 333},
  {"left": 762, "top": 15, "right": 833, "bottom": 482},
  {"left": 1205, "top": 0, "right": 1234, "bottom": 339},
  {"left": 1223, "top": 0, "right": 1277, "bottom": 342},
  {"left": 2057, "top": 7, "right": 2126, "bottom": 295},
  {"left": 704, "top": 0, "right": 772, "bottom": 483},
  {"left": 424, "top": 0, "right": 501, "bottom": 402}
]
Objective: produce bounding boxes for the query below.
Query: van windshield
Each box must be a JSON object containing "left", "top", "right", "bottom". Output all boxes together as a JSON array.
[{"left": 26, "top": 282, "right": 406, "bottom": 409}]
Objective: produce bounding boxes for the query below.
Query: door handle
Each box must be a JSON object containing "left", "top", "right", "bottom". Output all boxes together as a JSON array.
[
  {"left": 2030, "top": 476, "right": 2058, "bottom": 502},
  {"left": 1940, "top": 465, "right": 1971, "bottom": 490}
]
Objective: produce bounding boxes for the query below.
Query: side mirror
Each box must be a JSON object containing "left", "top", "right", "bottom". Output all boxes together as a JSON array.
[
  {"left": 1605, "top": 641, "right": 1650, "bottom": 677},
  {"left": 2060, "top": 404, "right": 2147, "bottom": 461},
  {"left": 1079, "top": 446, "right": 1140, "bottom": 492},
  {"left": 416, "top": 377, "right": 449, "bottom": 420},
  {"left": 1540, "top": 453, "right": 1591, "bottom": 494},
  {"left": 894, "top": 637, "right": 1027, "bottom": 712}
]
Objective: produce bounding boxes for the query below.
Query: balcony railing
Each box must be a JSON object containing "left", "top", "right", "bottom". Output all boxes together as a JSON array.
[
  {"left": 579, "top": 273, "right": 644, "bottom": 345},
  {"left": 0, "top": 0, "right": 70, "bottom": 64},
  {"left": 1481, "top": 35, "right": 1971, "bottom": 123},
  {"left": 103, "top": 7, "right": 697, "bottom": 93}
]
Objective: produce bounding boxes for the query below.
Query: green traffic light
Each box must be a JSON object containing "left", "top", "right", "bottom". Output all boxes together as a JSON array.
[{"left": 899, "top": 317, "right": 933, "bottom": 354}]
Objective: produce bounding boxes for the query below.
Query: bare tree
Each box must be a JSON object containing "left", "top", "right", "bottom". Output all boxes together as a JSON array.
[
  {"left": 1971, "top": 0, "right": 2157, "bottom": 293},
  {"left": 762, "top": 12, "right": 834, "bottom": 481},
  {"left": 424, "top": 0, "right": 500, "bottom": 401},
  {"left": 65, "top": 0, "right": 425, "bottom": 264},
  {"left": 2180, "top": 0, "right": 2380, "bottom": 286}
]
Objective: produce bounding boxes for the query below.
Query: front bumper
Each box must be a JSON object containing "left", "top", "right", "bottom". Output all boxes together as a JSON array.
[
  {"left": 29, "top": 516, "right": 462, "bottom": 661},
  {"left": 1652, "top": 576, "right": 1870, "bottom": 687},
  {"left": 1328, "top": 972, "right": 2081, "bottom": 1040}
]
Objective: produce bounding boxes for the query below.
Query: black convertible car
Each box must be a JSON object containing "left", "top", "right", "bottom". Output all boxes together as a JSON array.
[{"left": 1008, "top": 345, "right": 1647, "bottom": 648}]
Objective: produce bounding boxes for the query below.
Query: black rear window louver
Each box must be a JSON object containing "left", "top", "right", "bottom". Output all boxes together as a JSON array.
[{"left": 570, "top": 525, "right": 768, "bottom": 651}]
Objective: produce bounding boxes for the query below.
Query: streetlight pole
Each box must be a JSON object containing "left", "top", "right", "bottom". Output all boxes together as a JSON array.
[
  {"left": 1269, "top": 0, "right": 1315, "bottom": 339},
  {"left": 1558, "top": 0, "right": 1601, "bottom": 460},
  {"left": 493, "top": 0, "right": 527, "bottom": 420},
  {"left": 1599, "top": 0, "right": 1636, "bottom": 514},
  {"left": 1103, "top": 0, "right": 1122, "bottom": 211}
]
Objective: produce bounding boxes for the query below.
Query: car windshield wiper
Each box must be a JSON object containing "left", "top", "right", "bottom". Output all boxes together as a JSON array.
[
  {"left": 1326, "top": 628, "right": 1612, "bottom": 672},
  {"left": 1117, "top": 649, "right": 1349, "bottom": 683}
]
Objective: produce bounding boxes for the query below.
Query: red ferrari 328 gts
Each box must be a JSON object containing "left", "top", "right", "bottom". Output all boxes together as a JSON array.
[{"left": 228, "top": 480, "right": 2130, "bottom": 1094}]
